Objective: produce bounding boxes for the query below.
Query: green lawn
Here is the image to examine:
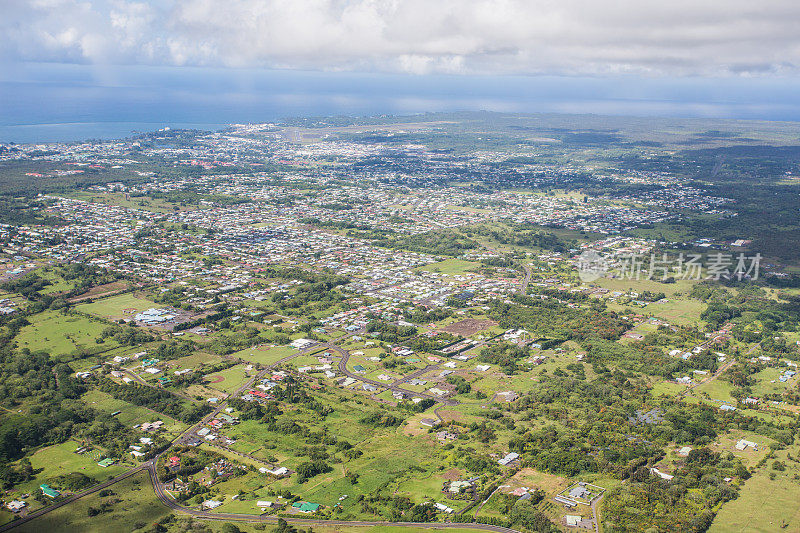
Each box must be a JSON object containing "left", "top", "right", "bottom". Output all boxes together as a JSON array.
[
  {"left": 81, "top": 389, "right": 188, "bottom": 437},
  {"left": 205, "top": 364, "right": 252, "bottom": 394},
  {"left": 693, "top": 378, "right": 735, "bottom": 403},
  {"left": 77, "top": 293, "right": 161, "bottom": 321},
  {"left": 231, "top": 345, "right": 298, "bottom": 366},
  {"left": 14, "top": 470, "right": 170, "bottom": 533},
  {"left": 416, "top": 258, "right": 480, "bottom": 275},
  {"left": 16, "top": 310, "right": 114, "bottom": 360},
  {"left": 5, "top": 440, "right": 129, "bottom": 506},
  {"left": 750, "top": 367, "right": 796, "bottom": 397},
  {"left": 645, "top": 298, "right": 705, "bottom": 326},
  {"left": 64, "top": 191, "right": 188, "bottom": 213},
  {"left": 710, "top": 444, "right": 800, "bottom": 532}
]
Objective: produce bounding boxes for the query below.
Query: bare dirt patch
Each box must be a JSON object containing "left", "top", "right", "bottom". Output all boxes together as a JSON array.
[
  {"left": 441, "top": 319, "right": 498, "bottom": 336},
  {"left": 508, "top": 468, "right": 570, "bottom": 495},
  {"left": 442, "top": 468, "right": 462, "bottom": 481},
  {"left": 435, "top": 409, "right": 463, "bottom": 422},
  {"left": 67, "top": 281, "right": 129, "bottom": 302}
]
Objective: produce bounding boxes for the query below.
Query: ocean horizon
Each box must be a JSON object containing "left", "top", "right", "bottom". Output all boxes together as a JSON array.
[{"left": 3, "top": 62, "right": 800, "bottom": 144}]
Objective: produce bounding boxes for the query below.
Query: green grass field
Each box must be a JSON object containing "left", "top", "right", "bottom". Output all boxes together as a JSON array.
[
  {"left": 206, "top": 364, "right": 252, "bottom": 394},
  {"left": 81, "top": 389, "right": 188, "bottom": 437},
  {"left": 710, "top": 444, "right": 800, "bottom": 532},
  {"left": 416, "top": 258, "right": 480, "bottom": 275},
  {"left": 693, "top": 378, "right": 735, "bottom": 403},
  {"left": 77, "top": 293, "right": 161, "bottom": 321},
  {"left": 14, "top": 470, "right": 170, "bottom": 533},
  {"left": 16, "top": 310, "right": 114, "bottom": 359},
  {"left": 231, "top": 345, "right": 298, "bottom": 366},
  {"left": 64, "top": 191, "right": 190, "bottom": 213},
  {"left": 750, "top": 367, "right": 796, "bottom": 397},
  {"left": 4, "top": 440, "right": 129, "bottom": 507}
]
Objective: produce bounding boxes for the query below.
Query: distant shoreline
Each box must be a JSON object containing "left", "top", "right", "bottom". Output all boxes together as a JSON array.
[{"left": 0, "top": 122, "right": 228, "bottom": 144}]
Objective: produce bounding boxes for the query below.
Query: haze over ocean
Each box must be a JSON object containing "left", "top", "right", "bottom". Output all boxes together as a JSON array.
[{"left": 3, "top": 63, "right": 800, "bottom": 143}]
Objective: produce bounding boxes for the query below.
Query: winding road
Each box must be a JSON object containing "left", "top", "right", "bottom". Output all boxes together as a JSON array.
[{"left": 1, "top": 332, "right": 493, "bottom": 531}]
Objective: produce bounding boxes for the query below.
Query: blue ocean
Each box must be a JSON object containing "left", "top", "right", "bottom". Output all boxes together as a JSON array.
[{"left": 2, "top": 62, "right": 800, "bottom": 143}]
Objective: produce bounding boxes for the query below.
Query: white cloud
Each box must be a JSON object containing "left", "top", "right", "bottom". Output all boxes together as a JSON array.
[{"left": 2, "top": 0, "right": 800, "bottom": 76}]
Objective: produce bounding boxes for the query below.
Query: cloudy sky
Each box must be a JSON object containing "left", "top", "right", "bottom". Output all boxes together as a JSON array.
[
  {"left": 3, "top": 0, "right": 800, "bottom": 139},
  {"left": 4, "top": 0, "right": 800, "bottom": 76}
]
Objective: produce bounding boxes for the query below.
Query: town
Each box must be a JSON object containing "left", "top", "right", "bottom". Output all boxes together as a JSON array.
[{"left": 0, "top": 113, "right": 799, "bottom": 533}]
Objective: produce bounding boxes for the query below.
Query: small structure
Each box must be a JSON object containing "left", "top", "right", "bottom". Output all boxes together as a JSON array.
[
  {"left": 434, "top": 502, "right": 454, "bottom": 513},
  {"left": 292, "top": 501, "right": 321, "bottom": 513},
  {"left": 259, "top": 466, "right": 289, "bottom": 477},
  {"left": 554, "top": 496, "right": 577, "bottom": 507},
  {"left": 650, "top": 467, "right": 674, "bottom": 481},
  {"left": 40, "top": 484, "right": 60, "bottom": 498},
  {"left": 735, "top": 439, "right": 758, "bottom": 451},
  {"left": 496, "top": 391, "right": 519, "bottom": 402},
  {"left": 6, "top": 500, "right": 26, "bottom": 512},
  {"left": 498, "top": 452, "right": 520, "bottom": 466}
]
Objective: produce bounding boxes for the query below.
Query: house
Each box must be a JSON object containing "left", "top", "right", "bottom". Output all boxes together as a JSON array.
[
  {"left": 735, "top": 439, "right": 758, "bottom": 451},
  {"left": 259, "top": 466, "right": 289, "bottom": 477},
  {"left": 203, "top": 500, "right": 223, "bottom": 509},
  {"left": 218, "top": 413, "right": 237, "bottom": 424},
  {"left": 568, "top": 485, "right": 590, "bottom": 500},
  {"left": 40, "top": 484, "right": 60, "bottom": 498},
  {"left": 292, "top": 501, "right": 321, "bottom": 513},
  {"left": 291, "top": 338, "right": 315, "bottom": 350},
  {"left": 448, "top": 480, "right": 472, "bottom": 494},
  {"left": 496, "top": 391, "right": 519, "bottom": 402},
  {"left": 650, "top": 467, "right": 674, "bottom": 481},
  {"left": 7, "top": 500, "right": 26, "bottom": 512},
  {"left": 420, "top": 418, "right": 440, "bottom": 428},
  {"left": 434, "top": 502, "right": 454, "bottom": 513},
  {"left": 678, "top": 446, "right": 692, "bottom": 456},
  {"left": 498, "top": 452, "right": 519, "bottom": 466},
  {"left": 98, "top": 458, "right": 115, "bottom": 468},
  {"left": 140, "top": 420, "right": 164, "bottom": 432}
]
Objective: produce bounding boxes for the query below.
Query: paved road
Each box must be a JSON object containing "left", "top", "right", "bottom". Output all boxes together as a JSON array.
[
  {"left": 328, "top": 341, "right": 458, "bottom": 406},
  {"left": 1, "top": 332, "right": 489, "bottom": 531},
  {"left": 591, "top": 493, "right": 604, "bottom": 533},
  {"left": 147, "top": 461, "right": 520, "bottom": 533},
  {"left": 520, "top": 263, "right": 533, "bottom": 294},
  {"left": 679, "top": 324, "right": 742, "bottom": 397}
]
